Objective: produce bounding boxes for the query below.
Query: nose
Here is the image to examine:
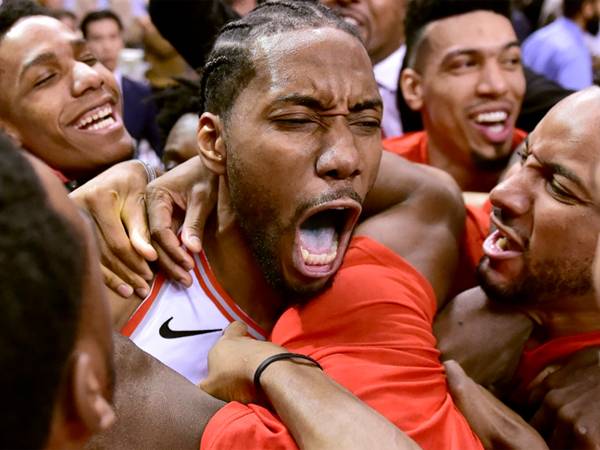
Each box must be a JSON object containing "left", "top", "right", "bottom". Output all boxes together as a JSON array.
[
  {"left": 316, "top": 121, "right": 362, "bottom": 181},
  {"left": 476, "top": 60, "right": 508, "bottom": 98},
  {"left": 489, "top": 167, "right": 531, "bottom": 221},
  {"left": 71, "top": 61, "right": 104, "bottom": 97}
]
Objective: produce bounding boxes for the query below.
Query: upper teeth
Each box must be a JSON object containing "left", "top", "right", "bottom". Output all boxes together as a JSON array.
[
  {"left": 77, "top": 105, "right": 113, "bottom": 129},
  {"left": 476, "top": 111, "right": 507, "bottom": 124}
]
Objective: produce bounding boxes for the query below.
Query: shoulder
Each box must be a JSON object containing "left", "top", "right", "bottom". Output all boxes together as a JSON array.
[{"left": 383, "top": 131, "right": 427, "bottom": 163}]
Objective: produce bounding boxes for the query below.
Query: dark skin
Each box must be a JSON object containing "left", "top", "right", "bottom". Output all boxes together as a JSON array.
[
  {"left": 75, "top": 27, "right": 465, "bottom": 450},
  {"left": 85, "top": 334, "right": 223, "bottom": 450},
  {"left": 435, "top": 88, "right": 600, "bottom": 449}
]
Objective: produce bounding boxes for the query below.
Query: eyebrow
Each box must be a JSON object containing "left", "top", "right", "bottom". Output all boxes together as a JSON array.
[
  {"left": 272, "top": 94, "right": 383, "bottom": 112},
  {"left": 441, "top": 40, "right": 520, "bottom": 64},
  {"left": 19, "top": 38, "right": 87, "bottom": 80}
]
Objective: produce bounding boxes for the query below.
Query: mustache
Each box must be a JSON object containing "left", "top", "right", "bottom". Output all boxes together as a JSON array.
[{"left": 291, "top": 187, "right": 363, "bottom": 224}]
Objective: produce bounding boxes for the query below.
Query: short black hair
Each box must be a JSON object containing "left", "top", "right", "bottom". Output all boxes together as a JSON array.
[
  {"left": 153, "top": 77, "right": 202, "bottom": 140},
  {"left": 0, "top": 133, "right": 85, "bottom": 449},
  {"left": 0, "top": 0, "right": 49, "bottom": 41},
  {"left": 199, "top": 0, "right": 362, "bottom": 120},
  {"left": 80, "top": 9, "right": 123, "bottom": 38},
  {"left": 50, "top": 8, "right": 77, "bottom": 23},
  {"left": 404, "top": 0, "right": 511, "bottom": 68},
  {"left": 563, "top": 0, "right": 590, "bottom": 19}
]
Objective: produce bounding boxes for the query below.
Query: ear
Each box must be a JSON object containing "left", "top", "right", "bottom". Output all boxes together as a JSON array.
[
  {"left": 197, "top": 112, "right": 226, "bottom": 176},
  {"left": 400, "top": 68, "right": 424, "bottom": 112},
  {"left": 71, "top": 352, "right": 116, "bottom": 435}
]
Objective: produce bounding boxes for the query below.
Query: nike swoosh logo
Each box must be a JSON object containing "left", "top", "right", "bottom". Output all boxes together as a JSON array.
[{"left": 159, "top": 317, "right": 222, "bottom": 339}]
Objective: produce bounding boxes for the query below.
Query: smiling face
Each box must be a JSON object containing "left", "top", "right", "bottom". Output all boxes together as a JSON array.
[
  {"left": 320, "top": 0, "right": 407, "bottom": 64},
  {"left": 478, "top": 88, "right": 600, "bottom": 308},
  {"left": 216, "top": 27, "right": 382, "bottom": 297},
  {"left": 403, "top": 10, "right": 525, "bottom": 170},
  {"left": 0, "top": 16, "right": 132, "bottom": 179}
]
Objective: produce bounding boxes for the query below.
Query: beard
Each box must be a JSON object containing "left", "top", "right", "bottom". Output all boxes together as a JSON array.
[
  {"left": 470, "top": 146, "right": 514, "bottom": 172},
  {"left": 477, "top": 252, "right": 594, "bottom": 306},
  {"left": 226, "top": 152, "right": 352, "bottom": 304}
]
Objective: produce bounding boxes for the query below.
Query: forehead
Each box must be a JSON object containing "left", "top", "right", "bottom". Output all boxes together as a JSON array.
[
  {"left": 423, "top": 11, "right": 516, "bottom": 58},
  {"left": 243, "top": 27, "right": 379, "bottom": 107},
  {"left": 529, "top": 91, "right": 600, "bottom": 198},
  {"left": 0, "top": 16, "right": 78, "bottom": 70},
  {"left": 87, "top": 18, "right": 120, "bottom": 33}
]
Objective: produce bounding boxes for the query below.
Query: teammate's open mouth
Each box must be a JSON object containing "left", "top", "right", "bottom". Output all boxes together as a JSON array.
[
  {"left": 294, "top": 203, "right": 360, "bottom": 277},
  {"left": 483, "top": 228, "right": 523, "bottom": 260},
  {"left": 472, "top": 109, "right": 512, "bottom": 144}
]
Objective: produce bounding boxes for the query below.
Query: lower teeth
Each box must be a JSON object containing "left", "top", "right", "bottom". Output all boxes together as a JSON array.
[
  {"left": 497, "top": 237, "right": 508, "bottom": 250},
  {"left": 301, "top": 244, "right": 337, "bottom": 266}
]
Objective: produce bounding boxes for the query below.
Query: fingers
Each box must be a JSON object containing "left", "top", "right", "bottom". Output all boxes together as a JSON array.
[
  {"left": 98, "top": 239, "right": 151, "bottom": 298},
  {"left": 101, "top": 264, "right": 134, "bottom": 298},
  {"left": 444, "top": 360, "right": 549, "bottom": 450},
  {"left": 181, "top": 179, "right": 217, "bottom": 253},
  {"left": 123, "top": 193, "right": 158, "bottom": 262},
  {"left": 181, "top": 198, "right": 206, "bottom": 254},
  {"left": 444, "top": 359, "right": 470, "bottom": 395},
  {"left": 147, "top": 187, "right": 194, "bottom": 276},
  {"left": 88, "top": 192, "right": 154, "bottom": 284},
  {"left": 223, "top": 321, "right": 249, "bottom": 338},
  {"left": 153, "top": 235, "right": 193, "bottom": 286}
]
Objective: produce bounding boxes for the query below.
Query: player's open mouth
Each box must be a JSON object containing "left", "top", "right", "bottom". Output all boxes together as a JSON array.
[
  {"left": 483, "top": 228, "right": 523, "bottom": 260},
  {"left": 294, "top": 202, "right": 360, "bottom": 278},
  {"left": 472, "top": 109, "right": 512, "bottom": 143},
  {"left": 74, "top": 103, "right": 118, "bottom": 132}
]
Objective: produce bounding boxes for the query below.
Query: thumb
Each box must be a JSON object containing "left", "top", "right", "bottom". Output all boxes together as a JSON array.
[
  {"left": 444, "top": 359, "right": 471, "bottom": 396},
  {"left": 444, "top": 360, "right": 548, "bottom": 450},
  {"left": 223, "top": 321, "right": 249, "bottom": 338}
]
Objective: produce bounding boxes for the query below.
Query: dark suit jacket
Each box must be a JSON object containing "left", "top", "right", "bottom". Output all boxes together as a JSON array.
[{"left": 122, "top": 75, "right": 163, "bottom": 156}]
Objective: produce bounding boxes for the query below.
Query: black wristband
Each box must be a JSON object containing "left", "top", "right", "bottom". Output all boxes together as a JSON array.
[{"left": 253, "top": 352, "right": 323, "bottom": 390}]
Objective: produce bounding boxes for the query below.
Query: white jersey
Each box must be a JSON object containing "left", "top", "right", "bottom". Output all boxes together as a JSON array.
[{"left": 122, "top": 251, "right": 266, "bottom": 384}]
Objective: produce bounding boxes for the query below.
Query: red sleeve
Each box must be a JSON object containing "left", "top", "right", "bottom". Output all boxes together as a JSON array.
[{"left": 201, "top": 402, "right": 298, "bottom": 450}]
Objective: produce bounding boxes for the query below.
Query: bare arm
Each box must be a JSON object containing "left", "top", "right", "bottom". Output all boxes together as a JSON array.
[
  {"left": 200, "top": 323, "right": 420, "bottom": 450},
  {"left": 359, "top": 151, "right": 466, "bottom": 304},
  {"left": 434, "top": 287, "right": 533, "bottom": 390},
  {"left": 86, "top": 334, "right": 224, "bottom": 450}
]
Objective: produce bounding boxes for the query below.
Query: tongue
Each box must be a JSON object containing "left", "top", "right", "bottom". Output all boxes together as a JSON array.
[{"left": 299, "top": 212, "right": 339, "bottom": 254}]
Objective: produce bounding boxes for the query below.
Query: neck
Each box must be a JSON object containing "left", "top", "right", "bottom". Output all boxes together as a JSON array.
[
  {"left": 426, "top": 135, "right": 503, "bottom": 192},
  {"left": 525, "top": 293, "right": 600, "bottom": 340},
  {"left": 202, "top": 183, "right": 283, "bottom": 332}
]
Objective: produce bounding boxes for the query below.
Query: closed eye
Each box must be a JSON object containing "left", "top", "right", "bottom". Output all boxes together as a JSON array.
[
  {"left": 546, "top": 177, "right": 577, "bottom": 205},
  {"left": 34, "top": 73, "right": 56, "bottom": 88}
]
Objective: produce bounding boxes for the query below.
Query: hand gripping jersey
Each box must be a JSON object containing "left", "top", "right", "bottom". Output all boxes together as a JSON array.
[
  {"left": 121, "top": 251, "right": 266, "bottom": 383},
  {"left": 201, "top": 237, "right": 483, "bottom": 450}
]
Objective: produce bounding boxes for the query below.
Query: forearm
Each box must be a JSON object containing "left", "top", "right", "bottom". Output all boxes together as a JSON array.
[
  {"left": 260, "top": 361, "right": 420, "bottom": 450},
  {"left": 86, "top": 334, "right": 224, "bottom": 450}
]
